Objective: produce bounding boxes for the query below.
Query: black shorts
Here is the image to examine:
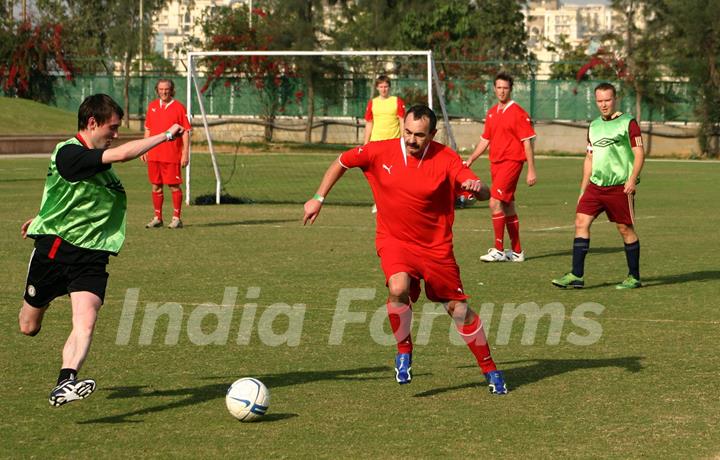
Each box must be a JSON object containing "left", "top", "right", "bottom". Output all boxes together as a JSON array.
[{"left": 24, "top": 249, "right": 109, "bottom": 308}]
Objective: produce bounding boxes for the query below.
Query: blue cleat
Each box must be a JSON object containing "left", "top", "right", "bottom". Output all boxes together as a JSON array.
[
  {"left": 394, "top": 352, "right": 412, "bottom": 384},
  {"left": 484, "top": 370, "right": 508, "bottom": 395}
]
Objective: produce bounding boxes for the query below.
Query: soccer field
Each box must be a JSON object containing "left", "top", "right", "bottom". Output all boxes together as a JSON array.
[{"left": 1, "top": 154, "right": 718, "bottom": 458}]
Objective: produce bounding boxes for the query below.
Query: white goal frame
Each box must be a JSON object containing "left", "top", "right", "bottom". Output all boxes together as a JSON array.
[{"left": 185, "top": 50, "right": 456, "bottom": 204}]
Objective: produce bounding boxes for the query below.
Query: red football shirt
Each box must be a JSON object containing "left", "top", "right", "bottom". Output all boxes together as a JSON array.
[
  {"left": 339, "top": 138, "right": 476, "bottom": 250},
  {"left": 481, "top": 101, "right": 536, "bottom": 163},
  {"left": 144, "top": 99, "right": 192, "bottom": 163}
]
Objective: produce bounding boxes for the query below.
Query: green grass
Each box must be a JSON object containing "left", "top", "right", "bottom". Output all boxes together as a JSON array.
[
  {"left": 0, "top": 96, "right": 141, "bottom": 135},
  {"left": 1, "top": 155, "right": 719, "bottom": 458},
  {"left": 0, "top": 97, "right": 78, "bottom": 135}
]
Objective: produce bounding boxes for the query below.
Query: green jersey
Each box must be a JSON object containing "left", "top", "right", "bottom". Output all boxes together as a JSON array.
[
  {"left": 27, "top": 137, "right": 127, "bottom": 254},
  {"left": 588, "top": 113, "right": 637, "bottom": 187}
]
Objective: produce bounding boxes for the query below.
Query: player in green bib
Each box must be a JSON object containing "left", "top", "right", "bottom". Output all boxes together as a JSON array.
[
  {"left": 552, "top": 82, "right": 645, "bottom": 289},
  {"left": 18, "top": 94, "right": 185, "bottom": 407}
]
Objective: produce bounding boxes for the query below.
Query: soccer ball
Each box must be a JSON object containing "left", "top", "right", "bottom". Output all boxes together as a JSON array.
[{"left": 225, "top": 378, "right": 270, "bottom": 422}]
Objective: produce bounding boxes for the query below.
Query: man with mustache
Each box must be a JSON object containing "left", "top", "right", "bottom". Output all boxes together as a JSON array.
[
  {"left": 19, "top": 94, "right": 184, "bottom": 406},
  {"left": 304, "top": 105, "right": 508, "bottom": 395}
]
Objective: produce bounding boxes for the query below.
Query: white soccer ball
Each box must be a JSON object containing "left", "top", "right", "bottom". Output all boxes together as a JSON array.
[{"left": 225, "top": 378, "right": 270, "bottom": 422}]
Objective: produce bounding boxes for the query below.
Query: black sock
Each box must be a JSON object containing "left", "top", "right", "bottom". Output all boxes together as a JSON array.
[
  {"left": 57, "top": 368, "right": 77, "bottom": 385},
  {"left": 624, "top": 240, "right": 640, "bottom": 279},
  {"left": 572, "top": 237, "right": 590, "bottom": 277}
]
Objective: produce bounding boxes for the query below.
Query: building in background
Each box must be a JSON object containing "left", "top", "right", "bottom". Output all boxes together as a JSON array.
[
  {"left": 525, "top": 0, "right": 620, "bottom": 77},
  {"left": 153, "top": 0, "right": 250, "bottom": 70}
]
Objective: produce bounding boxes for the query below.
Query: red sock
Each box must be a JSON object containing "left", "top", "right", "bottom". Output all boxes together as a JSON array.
[
  {"left": 152, "top": 190, "right": 164, "bottom": 220},
  {"left": 387, "top": 301, "right": 413, "bottom": 354},
  {"left": 506, "top": 214, "right": 521, "bottom": 253},
  {"left": 492, "top": 212, "right": 506, "bottom": 250},
  {"left": 172, "top": 189, "right": 183, "bottom": 219},
  {"left": 457, "top": 314, "right": 496, "bottom": 374}
]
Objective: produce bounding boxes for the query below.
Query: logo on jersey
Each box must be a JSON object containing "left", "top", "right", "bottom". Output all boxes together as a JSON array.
[
  {"left": 496, "top": 188, "right": 503, "bottom": 196},
  {"left": 151, "top": 108, "right": 157, "bottom": 112},
  {"left": 27, "top": 285, "right": 36, "bottom": 297},
  {"left": 382, "top": 164, "right": 393, "bottom": 175},
  {"left": 593, "top": 137, "right": 620, "bottom": 148}
]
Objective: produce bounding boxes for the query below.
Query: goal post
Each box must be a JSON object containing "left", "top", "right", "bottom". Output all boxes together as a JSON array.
[{"left": 184, "top": 50, "right": 456, "bottom": 205}]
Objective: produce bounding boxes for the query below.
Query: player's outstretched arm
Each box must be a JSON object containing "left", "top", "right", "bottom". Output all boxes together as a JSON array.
[
  {"left": 102, "top": 124, "right": 184, "bottom": 164},
  {"left": 465, "top": 137, "right": 489, "bottom": 167},
  {"left": 460, "top": 179, "right": 490, "bottom": 201},
  {"left": 303, "top": 160, "right": 347, "bottom": 225}
]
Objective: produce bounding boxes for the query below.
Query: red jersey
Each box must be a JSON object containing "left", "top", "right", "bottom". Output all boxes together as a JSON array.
[
  {"left": 339, "top": 138, "right": 476, "bottom": 250},
  {"left": 481, "top": 101, "right": 535, "bottom": 163},
  {"left": 144, "top": 99, "right": 192, "bottom": 163}
]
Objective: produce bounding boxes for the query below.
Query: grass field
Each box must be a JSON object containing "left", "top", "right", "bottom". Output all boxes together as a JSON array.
[
  {"left": 0, "top": 97, "right": 139, "bottom": 135},
  {"left": 1, "top": 153, "right": 719, "bottom": 458},
  {"left": 0, "top": 97, "right": 77, "bottom": 135}
]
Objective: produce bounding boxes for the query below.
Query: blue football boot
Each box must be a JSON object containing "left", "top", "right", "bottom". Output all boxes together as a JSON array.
[
  {"left": 484, "top": 370, "right": 508, "bottom": 395},
  {"left": 394, "top": 352, "right": 412, "bottom": 384}
]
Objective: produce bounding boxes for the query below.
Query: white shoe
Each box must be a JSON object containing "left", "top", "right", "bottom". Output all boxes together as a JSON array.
[
  {"left": 49, "top": 379, "right": 96, "bottom": 407},
  {"left": 480, "top": 248, "right": 508, "bottom": 262},
  {"left": 167, "top": 217, "right": 183, "bottom": 229},
  {"left": 508, "top": 250, "right": 525, "bottom": 262},
  {"left": 371, "top": 204, "right": 377, "bottom": 214},
  {"left": 145, "top": 217, "right": 163, "bottom": 228}
]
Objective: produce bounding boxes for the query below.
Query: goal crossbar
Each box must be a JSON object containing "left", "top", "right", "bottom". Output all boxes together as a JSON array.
[{"left": 185, "top": 50, "right": 455, "bottom": 204}]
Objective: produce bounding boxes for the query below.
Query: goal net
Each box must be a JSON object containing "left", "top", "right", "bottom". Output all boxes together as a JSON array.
[{"left": 184, "top": 50, "right": 456, "bottom": 205}]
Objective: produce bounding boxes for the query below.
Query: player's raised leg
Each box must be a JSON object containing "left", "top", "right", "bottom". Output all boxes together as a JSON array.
[
  {"left": 387, "top": 272, "right": 413, "bottom": 384},
  {"left": 49, "top": 291, "right": 101, "bottom": 407},
  {"left": 445, "top": 301, "right": 507, "bottom": 394},
  {"left": 18, "top": 301, "right": 48, "bottom": 337}
]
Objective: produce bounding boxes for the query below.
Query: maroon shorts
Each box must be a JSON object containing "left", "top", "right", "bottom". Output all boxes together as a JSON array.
[
  {"left": 377, "top": 241, "right": 468, "bottom": 303},
  {"left": 148, "top": 161, "right": 182, "bottom": 185},
  {"left": 490, "top": 160, "right": 524, "bottom": 202},
  {"left": 577, "top": 182, "right": 635, "bottom": 225}
]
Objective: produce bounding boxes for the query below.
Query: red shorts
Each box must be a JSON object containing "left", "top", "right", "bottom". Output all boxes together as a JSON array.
[
  {"left": 377, "top": 241, "right": 468, "bottom": 303},
  {"left": 577, "top": 183, "right": 635, "bottom": 225},
  {"left": 490, "top": 160, "right": 524, "bottom": 202},
  {"left": 147, "top": 161, "right": 182, "bottom": 185}
]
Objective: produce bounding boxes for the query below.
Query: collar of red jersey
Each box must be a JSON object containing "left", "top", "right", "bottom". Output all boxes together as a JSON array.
[
  {"left": 159, "top": 99, "right": 175, "bottom": 109},
  {"left": 496, "top": 100, "right": 516, "bottom": 113},
  {"left": 400, "top": 137, "right": 430, "bottom": 168}
]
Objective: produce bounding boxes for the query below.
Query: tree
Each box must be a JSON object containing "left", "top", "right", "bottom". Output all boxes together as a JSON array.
[
  {"left": 332, "top": 0, "right": 531, "bottom": 110},
  {"left": 0, "top": 17, "right": 73, "bottom": 103},
  {"left": 605, "top": 0, "right": 670, "bottom": 124},
  {"left": 661, "top": 0, "right": 720, "bottom": 156},
  {"left": 196, "top": 4, "right": 300, "bottom": 141},
  {"left": 35, "top": 0, "right": 169, "bottom": 126},
  {"left": 266, "top": 0, "right": 347, "bottom": 143},
  {"left": 548, "top": 36, "right": 617, "bottom": 81}
]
